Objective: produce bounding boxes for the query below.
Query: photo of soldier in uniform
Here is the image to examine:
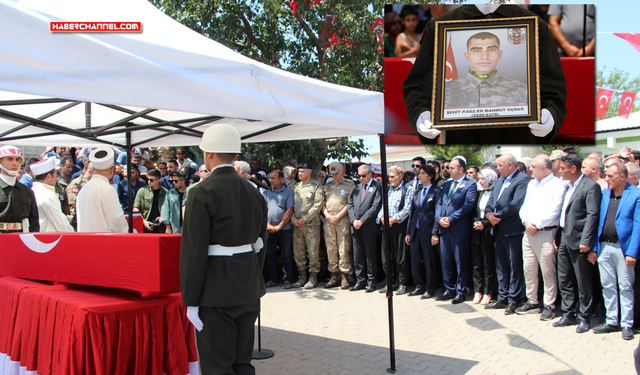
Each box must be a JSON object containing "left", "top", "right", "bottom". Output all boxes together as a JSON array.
[{"left": 442, "top": 28, "right": 530, "bottom": 120}]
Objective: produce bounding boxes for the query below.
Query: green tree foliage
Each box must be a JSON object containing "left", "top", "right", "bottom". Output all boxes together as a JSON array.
[
  {"left": 150, "top": 0, "right": 383, "bottom": 169},
  {"left": 426, "top": 144, "right": 488, "bottom": 167},
  {"left": 596, "top": 67, "right": 640, "bottom": 120}
]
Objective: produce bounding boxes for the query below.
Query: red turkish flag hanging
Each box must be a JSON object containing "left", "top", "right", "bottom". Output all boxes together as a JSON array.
[
  {"left": 614, "top": 33, "right": 640, "bottom": 54},
  {"left": 596, "top": 88, "right": 614, "bottom": 118},
  {"left": 619, "top": 91, "right": 637, "bottom": 119},
  {"left": 445, "top": 36, "right": 458, "bottom": 81}
]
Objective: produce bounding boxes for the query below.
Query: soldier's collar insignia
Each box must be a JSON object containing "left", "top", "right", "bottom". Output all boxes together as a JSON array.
[{"left": 469, "top": 69, "right": 497, "bottom": 80}]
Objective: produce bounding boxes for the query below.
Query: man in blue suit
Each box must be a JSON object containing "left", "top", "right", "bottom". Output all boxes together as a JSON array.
[
  {"left": 593, "top": 162, "right": 640, "bottom": 341},
  {"left": 405, "top": 164, "right": 440, "bottom": 298},
  {"left": 485, "top": 153, "right": 531, "bottom": 314},
  {"left": 435, "top": 156, "right": 477, "bottom": 304}
]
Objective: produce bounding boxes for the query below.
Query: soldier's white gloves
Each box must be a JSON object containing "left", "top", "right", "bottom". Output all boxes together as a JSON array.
[
  {"left": 416, "top": 111, "right": 441, "bottom": 139},
  {"left": 528, "top": 109, "right": 554, "bottom": 137},
  {"left": 187, "top": 306, "right": 204, "bottom": 332}
]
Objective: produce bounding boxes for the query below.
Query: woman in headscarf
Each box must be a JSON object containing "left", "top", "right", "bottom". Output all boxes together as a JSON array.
[{"left": 471, "top": 168, "right": 498, "bottom": 305}]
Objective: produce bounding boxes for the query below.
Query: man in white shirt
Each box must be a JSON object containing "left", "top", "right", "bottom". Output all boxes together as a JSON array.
[
  {"left": 77, "top": 148, "right": 128, "bottom": 233},
  {"left": 517, "top": 155, "right": 565, "bottom": 320},
  {"left": 30, "top": 158, "right": 74, "bottom": 232}
]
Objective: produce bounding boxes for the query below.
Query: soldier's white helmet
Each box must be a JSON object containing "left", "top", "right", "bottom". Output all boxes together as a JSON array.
[
  {"left": 199, "top": 124, "right": 241, "bottom": 153},
  {"left": 0, "top": 145, "right": 23, "bottom": 161}
]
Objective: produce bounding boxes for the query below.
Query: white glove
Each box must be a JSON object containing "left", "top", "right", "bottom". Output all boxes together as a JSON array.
[
  {"left": 187, "top": 306, "right": 204, "bottom": 332},
  {"left": 528, "top": 108, "right": 554, "bottom": 137},
  {"left": 415, "top": 111, "right": 441, "bottom": 139}
]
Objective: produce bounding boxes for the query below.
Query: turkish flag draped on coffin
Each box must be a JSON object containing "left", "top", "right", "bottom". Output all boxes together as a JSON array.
[
  {"left": 596, "top": 88, "right": 613, "bottom": 118},
  {"left": 619, "top": 91, "right": 637, "bottom": 119}
]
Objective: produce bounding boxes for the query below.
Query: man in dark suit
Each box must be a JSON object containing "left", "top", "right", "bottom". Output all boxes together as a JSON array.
[
  {"left": 593, "top": 162, "right": 640, "bottom": 340},
  {"left": 553, "top": 154, "right": 601, "bottom": 333},
  {"left": 348, "top": 164, "right": 382, "bottom": 292},
  {"left": 435, "top": 156, "right": 477, "bottom": 303},
  {"left": 180, "top": 124, "right": 268, "bottom": 375},
  {"left": 485, "top": 153, "right": 531, "bottom": 314},
  {"left": 405, "top": 164, "right": 440, "bottom": 298}
]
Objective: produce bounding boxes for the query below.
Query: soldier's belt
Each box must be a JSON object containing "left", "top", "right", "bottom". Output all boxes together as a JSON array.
[
  {"left": 208, "top": 244, "right": 254, "bottom": 256},
  {"left": 0, "top": 222, "right": 22, "bottom": 231}
]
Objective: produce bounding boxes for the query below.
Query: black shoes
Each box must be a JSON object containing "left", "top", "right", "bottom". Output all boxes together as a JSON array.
[
  {"left": 420, "top": 290, "right": 436, "bottom": 300},
  {"left": 408, "top": 287, "right": 424, "bottom": 297},
  {"left": 552, "top": 315, "right": 578, "bottom": 327},
  {"left": 396, "top": 285, "right": 408, "bottom": 295},
  {"left": 349, "top": 282, "right": 366, "bottom": 291},
  {"left": 515, "top": 301, "right": 541, "bottom": 315},
  {"left": 576, "top": 320, "right": 590, "bottom": 334},
  {"left": 485, "top": 300, "right": 507, "bottom": 310},
  {"left": 451, "top": 294, "right": 465, "bottom": 304},
  {"left": 622, "top": 327, "right": 635, "bottom": 341},
  {"left": 540, "top": 305, "right": 555, "bottom": 321},
  {"left": 504, "top": 302, "right": 517, "bottom": 315},
  {"left": 593, "top": 324, "right": 620, "bottom": 334},
  {"left": 436, "top": 291, "right": 455, "bottom": 301},
  {"left": 365, "top": 283, "right": 376, "bottom": 293}
]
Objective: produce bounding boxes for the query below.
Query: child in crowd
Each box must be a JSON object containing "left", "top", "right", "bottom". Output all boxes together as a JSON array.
[{"left": 394, "top": 5, "right": 421, "bottom": 58}]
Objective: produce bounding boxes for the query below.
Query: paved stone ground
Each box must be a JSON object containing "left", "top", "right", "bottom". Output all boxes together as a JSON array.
[{"left": 252, "top": 286, "right": 638, "bottom": 375}]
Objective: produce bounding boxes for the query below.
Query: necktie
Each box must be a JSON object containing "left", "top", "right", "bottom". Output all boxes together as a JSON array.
[
  {"left": 448, "top": 181, "right": 459, "bottom": 200},
  {"left": 360, "top": 183, "right": 367, "bottom": 203},
  {"left": 420, "top": 185, "right": 427, "bottom": 207}
]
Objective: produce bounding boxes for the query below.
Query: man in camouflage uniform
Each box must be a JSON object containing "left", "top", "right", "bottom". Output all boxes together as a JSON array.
[
  {"left": 323, "top": 162, "right": 355, "bottom": 289},
  {"left": 56, "top": 156, "right": 74, "bottom": 221},
  {"left": 66, "top": 162, "right": 93, "bottom": 229},
  {"left": 292, "top": 162, "right": 324, "bottom": 289},
  {"left": 444, "top": 32, "right": 527, "bottom": 109}
]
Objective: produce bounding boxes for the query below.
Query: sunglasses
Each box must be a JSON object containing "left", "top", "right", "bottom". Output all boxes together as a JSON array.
[
  {"left": 171, "top": 179, "right": 183, "bottom": 184},
  {"left": 147, "top": 178, "right": 158, "bottom": 182},
  {"left": 358, "top": 174, "right": 369, "bottom": 178},
  {"left": 411, "top": 164, "right": 421, "bottom": 168}
]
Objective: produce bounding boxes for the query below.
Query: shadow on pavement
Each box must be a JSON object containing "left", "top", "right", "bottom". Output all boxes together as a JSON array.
[{"left": 253, "top": 327, "right": 479, "bottom": 375}]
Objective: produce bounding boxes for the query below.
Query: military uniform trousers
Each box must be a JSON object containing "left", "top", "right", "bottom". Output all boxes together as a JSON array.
[
  {"left": 324, "top": 216, "right": 352, "bottom": 274},
  {"left": 196, "top": 300, "right": 260, "bottom": 375},
  {"left": 382, "top": 221, "right": 410, "bottom": 286},
  {"left": 293, "top": 219, "right": 321, "bottom": 274}
]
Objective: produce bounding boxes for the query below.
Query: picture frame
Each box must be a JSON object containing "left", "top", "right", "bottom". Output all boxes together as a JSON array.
[{"left": 431, "top": 16, "right": 540, "bottom": 130}]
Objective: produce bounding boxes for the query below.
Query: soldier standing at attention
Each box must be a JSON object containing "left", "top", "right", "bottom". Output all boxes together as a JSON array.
[
  {"left": 292, "top": 162, "right": 324, "bottom": 289},
  {"left": 66, "top": 162, "right": 93, "bottom": 229},
  {"left": 180, "top": 124, "right": 267, "bottom": 374},
  {"left": 0, "top": 145, "right": 39, "bottom": 233},
  {"left": 323, "top": 162, "right": 355, "bottom": 289}
]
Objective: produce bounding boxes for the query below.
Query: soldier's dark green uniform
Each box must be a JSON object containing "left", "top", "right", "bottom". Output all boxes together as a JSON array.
[
  {"left": 0, "top": 179, "right": 39, "bottom": 232},
  {"left": 444, "top": 72, "right": 528, "bottom": 108},
  {"left": 66, "top": 174, "right": 88, "bottom": 228}
]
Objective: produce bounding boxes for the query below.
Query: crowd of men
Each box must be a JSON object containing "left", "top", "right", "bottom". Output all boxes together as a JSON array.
[{"left": 3, "top": 144, "right": 640, "bottom": 344}]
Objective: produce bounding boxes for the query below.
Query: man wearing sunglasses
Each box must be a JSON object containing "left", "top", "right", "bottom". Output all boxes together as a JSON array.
[
  {"left": 348, "top": 164, "right": 383, "bottom": 292},
  {"left": 133, "top": 168, "right": 167, "bottom": 233},
  {"left": 161, "top": 171, "right": 187, "bottom": 234}
]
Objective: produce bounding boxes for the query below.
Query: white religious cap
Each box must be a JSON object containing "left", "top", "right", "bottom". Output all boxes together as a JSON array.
[
  {"left": 30, "top": 158, "right": 55, "bottom": 175},
  {"left": 89, "top": 147, "right": 115, "bottom": 170},
  {"left": 452, "top": 155, "right": 467, "bottom": 165},
  {"left": 199, "top": 124, "right": 241, "bottom": 153}
]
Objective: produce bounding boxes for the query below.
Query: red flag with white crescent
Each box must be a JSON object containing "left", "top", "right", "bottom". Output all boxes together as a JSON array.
[
  {"left": 445, "top": 37, "right": 458, "bottom": 81},
  {"left": 596, "top": 88, "right": 613, "bottom": 118},
  {"left": 614, "top": 33, "right": 640, "bottom": 54},
  {"left": 619, "top": 91, "right": 636, "bottom": 119}
]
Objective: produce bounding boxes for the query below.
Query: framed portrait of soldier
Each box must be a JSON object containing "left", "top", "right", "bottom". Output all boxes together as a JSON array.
[{"left": 431, "top": 17, "right": 541, "bottom": 130}]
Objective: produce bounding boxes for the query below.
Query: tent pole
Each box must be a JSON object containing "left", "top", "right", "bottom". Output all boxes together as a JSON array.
[
  {"left": 582, "top": 5, "right": 587, "bottom": 57},
  {"left": 126, "top": 127, "right": 134, "bottom": 233},
  {"left": 379, "top": 134, "right": 396, "bottom": 374},
  {"left": 85, "top": 102, "right": 91, "bottom": 129}
]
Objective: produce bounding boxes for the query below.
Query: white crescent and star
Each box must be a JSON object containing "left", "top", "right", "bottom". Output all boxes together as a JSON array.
[
  {"left": 19, "top": 234, "right": 63, "bottom": 253},
  {"left": 599, "top": 94, "right": 610, "bottom": 109},
  {"left": 623, "top": 96, "right": 633, "bottom": 110}
]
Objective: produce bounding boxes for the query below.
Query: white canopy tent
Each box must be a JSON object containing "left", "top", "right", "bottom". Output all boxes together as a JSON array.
[{"left": 0, "top": 0, "right": 382, "bottom": 147}]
